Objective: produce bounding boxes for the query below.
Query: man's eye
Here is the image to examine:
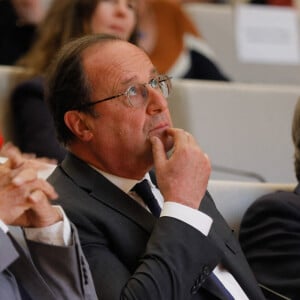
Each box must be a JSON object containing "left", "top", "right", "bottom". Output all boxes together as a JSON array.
[
  {"left": 128, "top": 85, "right": 138, "bottom": 96},
  {"left": 150, "top": 78, "right": 159, "bottom": 89}
]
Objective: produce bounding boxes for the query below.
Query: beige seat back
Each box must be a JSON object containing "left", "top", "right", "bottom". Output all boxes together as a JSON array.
[
  {"left": 208, "top": 180, "right": 295, "bottom": 232},
  {"left": 169, "top": 79, "right": 300, "bottom": 183},
  {"left": 0, "top": 66, "right": 29, "bottom": 143}
]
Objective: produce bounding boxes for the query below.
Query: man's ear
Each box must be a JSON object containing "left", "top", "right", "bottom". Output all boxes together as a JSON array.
[{"left": 64, "top": 111, "right": 93, "bottom": 141}]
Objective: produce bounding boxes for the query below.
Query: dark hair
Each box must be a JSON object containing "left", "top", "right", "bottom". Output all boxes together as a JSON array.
[
  {"left": 45, "top": 33, "right": 119, "bottom": 145},
  {"left": 292, "top": 98, "right": 300, "bottom": 181}
]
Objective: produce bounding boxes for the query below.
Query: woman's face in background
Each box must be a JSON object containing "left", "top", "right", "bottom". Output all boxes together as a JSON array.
[{"left": 90, "top": 0, "right": 137, "bottom": 41}]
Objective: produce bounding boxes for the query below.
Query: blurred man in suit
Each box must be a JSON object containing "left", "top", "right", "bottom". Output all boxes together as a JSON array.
[
  {"left": 0, "top": 143, "right": 97, "bottom": 300},
  {"left": 239, "top": 99, "right": 300, "bottom": 300}
]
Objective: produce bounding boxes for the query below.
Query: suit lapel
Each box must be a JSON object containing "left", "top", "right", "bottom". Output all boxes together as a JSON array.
[
  {"left": 0, "top": 269, "right": 22, "bottom": 300},
  {"left": 61, "top": 153, "right": 156, "bottom": 234},
  {"left": 8, "top": 226, "right": 30, "bottom": 256},
  {"left": 0, "top": 229, "right": 19, "bottom": 272}
]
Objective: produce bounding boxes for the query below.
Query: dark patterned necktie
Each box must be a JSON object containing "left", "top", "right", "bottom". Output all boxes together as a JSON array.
[{"left": 132, "top": 179, "right": 161, "bottom": 217}]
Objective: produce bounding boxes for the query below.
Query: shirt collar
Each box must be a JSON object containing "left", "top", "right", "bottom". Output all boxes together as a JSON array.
[{"left": 89, "top": 164, "right": 151, "bottom": 194}]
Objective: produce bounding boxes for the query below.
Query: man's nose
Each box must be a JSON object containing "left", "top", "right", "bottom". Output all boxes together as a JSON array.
[{"left": 146, "top": 88, "right": 168, "bottom": 115}]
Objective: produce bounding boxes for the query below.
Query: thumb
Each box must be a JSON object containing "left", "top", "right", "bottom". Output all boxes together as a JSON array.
[{"left": 150, "top": 136, "right": 167, "bottom": 168}]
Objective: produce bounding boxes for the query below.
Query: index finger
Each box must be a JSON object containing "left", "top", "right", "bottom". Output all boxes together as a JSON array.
[
  {"left": 35, "top": 179, "right": 58, "bottom": 200},
  {"left": 165, "top": 128, "right": 192, "bottom": 147},
  {"left": 2, "top": 145, "right": 24, "bottom": 169},
  {"left": 12, "top": 168, "right": 38, "bottom": 186}
]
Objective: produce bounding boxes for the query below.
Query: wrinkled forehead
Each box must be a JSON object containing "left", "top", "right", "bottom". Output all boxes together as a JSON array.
[{"left": 82, "top": 41, "right": 156, "bottom": 89}]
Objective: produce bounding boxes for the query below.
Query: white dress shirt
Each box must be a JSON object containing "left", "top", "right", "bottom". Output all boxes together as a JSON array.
[{"left": 0, "top": 206, "right": 72, "bottom": 246}]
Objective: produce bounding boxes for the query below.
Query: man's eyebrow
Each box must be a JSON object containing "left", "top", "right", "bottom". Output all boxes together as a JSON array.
[
  {"left": 120, "top": 76, "right": 138, "bottom": 86},
  {"left": 120, "top": 69, "right": 159, "bottom": 85},
  {"left": 150, "top": 68, "right": 159, "bottom": 77}
]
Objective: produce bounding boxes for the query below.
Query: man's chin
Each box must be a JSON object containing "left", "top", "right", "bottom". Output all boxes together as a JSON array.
[
  {"left": 159, "top": 133, "right": 174, "bottom": 153},
  {"left": 148, "top": 128, "right": 174, "bottom": 152}
]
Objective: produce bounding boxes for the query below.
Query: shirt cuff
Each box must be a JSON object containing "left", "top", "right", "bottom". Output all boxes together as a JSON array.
[
  {"left": 0, "top": 219, "right": 8, "bottom": 233},
  {"left": 24, "top": 206, "right": 72, "bottom": 246},
  {"left": 160, "top": 202, "right": 212, "bottom": 236}
]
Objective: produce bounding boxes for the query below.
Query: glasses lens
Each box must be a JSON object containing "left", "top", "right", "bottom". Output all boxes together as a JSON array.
[
  {"left": 149, "top": 77, "right": 159, "bottom": 89},
  {"left": 127, "top": 84, "right": 148, "bottom": 107},
  {"left": 126, "top": 75, "right": 172, "bottom": 107},
  {"left": 158, "top": 75, "right": 171, "bottom": 98}
]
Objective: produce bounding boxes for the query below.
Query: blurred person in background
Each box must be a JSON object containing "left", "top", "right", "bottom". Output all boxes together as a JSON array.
[
  {"left": 0, "top": 0, "right": 52, "bottom": 65},
  {"left": 251, "top": 0, "right": 293, "bottom": 6},
  {"left": 11, "top": 0, "right": 138, "bottom": 162},
  {"left": 136, "top": 0, "right": 229, "bottom": 80},
  {"left": 0, "top": 142, "right": 97, "bottom": 300},
  {"left": 239, "top": 99, "right": 300, "bottom": 300}
]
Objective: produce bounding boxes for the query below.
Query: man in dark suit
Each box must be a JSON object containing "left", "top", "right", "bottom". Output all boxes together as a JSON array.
[
  {"left": 239, "top": 99, "right": 300, "bottom": 300},
  {"left": 0, "top": 143, "right": 97, "bottom": 300},
  {"left": 46, "top": 33, "right": 265, "bottom": 300}
]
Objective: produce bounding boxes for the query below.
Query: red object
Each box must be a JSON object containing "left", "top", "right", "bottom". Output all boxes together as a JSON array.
[
  {"left": 267, "top": 0, "right": 293, "bottom": 6},
  {"left": 0, "top": 132, "right": 4, "bottom": 149}
]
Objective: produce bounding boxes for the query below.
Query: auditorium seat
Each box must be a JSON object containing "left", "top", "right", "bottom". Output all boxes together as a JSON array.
[
  {"left": 169, "top": 79, "right": 300, "bottom": 183},
  {"left": 0, "top": 66, "right": 29, "bottom": 142},
  {"left": 208, "top": 179, "right": 295, "bottom": 233}
]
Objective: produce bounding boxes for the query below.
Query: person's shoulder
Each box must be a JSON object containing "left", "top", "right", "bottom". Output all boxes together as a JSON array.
[
  {"left": 151, "top": 0, "right": 183, "bottom": 15},
  {"left": 254, "top": 189, "right": 299, "bottom": 206},
  {"left": 151, "top": 0, "right": 181, "bottom": 9},
  {"left": 239, "top": 187, "right": 300, "bottom": 249},
  {"left": 243, "top": 188, "right": 300, "bottom": 220},
  {"left": 12, "top": 76, "right": 45, "bottom": 101},
  {"left": 15, "top": 76, "right": 44, "bottom": 90}
]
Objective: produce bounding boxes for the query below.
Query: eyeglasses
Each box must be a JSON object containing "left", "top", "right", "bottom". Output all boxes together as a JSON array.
[{"left": 74, "top": 75, "right": 172, "bottom": 110}]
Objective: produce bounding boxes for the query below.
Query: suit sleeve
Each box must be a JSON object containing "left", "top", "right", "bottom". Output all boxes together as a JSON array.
[
  {"left": 239, "top": 193, "right": 300, "bottom": 299},
  {"left": 26, "top": 224, "right": 97, "bottom": 300},
  {"left": 83, "top": 217, "right": 221, "bottom": 300},
  {"left": 0, "top": 229, "right": 19, "bottom": 272},
  {"left": 0, "top": 229, "right": 23, "bottom": 300}
]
